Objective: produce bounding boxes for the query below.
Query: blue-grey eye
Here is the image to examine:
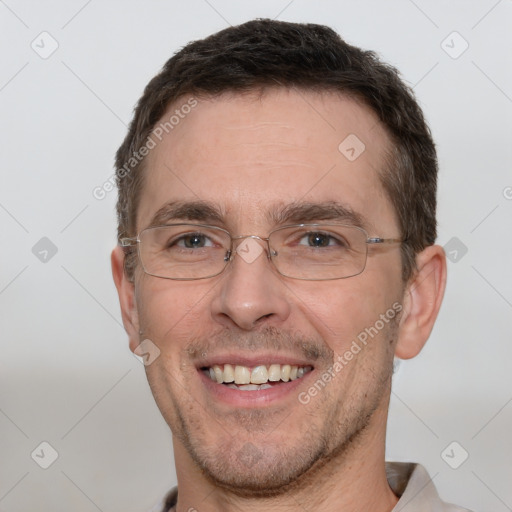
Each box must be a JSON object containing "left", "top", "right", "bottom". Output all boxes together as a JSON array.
[{"left": 176, "top": 233, "right": 213, "bottom": 249}]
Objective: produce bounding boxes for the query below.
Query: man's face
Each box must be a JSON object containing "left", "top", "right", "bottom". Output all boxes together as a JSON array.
[{"left": 130, "top": 89, "right": 405, "bottom": 494}]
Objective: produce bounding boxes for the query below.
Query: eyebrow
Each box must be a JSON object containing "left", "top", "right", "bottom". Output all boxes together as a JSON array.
[
  {"left": 144, "top": 199, "right": 371, "bottom": 231},
  {"left": 146, "top": 200, "right": 225, "bottom": 229},
  {"left": 269, "top": 201, "right": 369, "bottom": 229}
]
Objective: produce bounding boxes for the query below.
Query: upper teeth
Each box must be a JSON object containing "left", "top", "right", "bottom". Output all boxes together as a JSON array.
[{"left": 205, "top": 364, "right": 312, "bottom": 385}]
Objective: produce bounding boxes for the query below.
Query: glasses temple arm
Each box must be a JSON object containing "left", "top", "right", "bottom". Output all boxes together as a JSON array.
[
  {"left": 119, "top": 237, "right": 138, "bottom": 247},
  {"left": 367, "top": 237, "right": 404, "bottom": 245}
]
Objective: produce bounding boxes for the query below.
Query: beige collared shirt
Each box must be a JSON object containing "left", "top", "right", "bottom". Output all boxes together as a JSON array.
[
  {"left": 386, "top": 462, "right": 472, "bottom": 511},
  {"left": 159, "top": 462, "right": 472, "bottom": 511}
]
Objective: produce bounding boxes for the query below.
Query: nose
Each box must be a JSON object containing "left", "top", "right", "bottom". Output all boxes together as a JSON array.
[{"left": 210, "top": 237, "right": 291, "bottom": 331}]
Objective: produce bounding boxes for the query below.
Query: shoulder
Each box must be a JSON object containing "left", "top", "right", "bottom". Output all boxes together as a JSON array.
[{"left": 387, "top": 462, "right": 474, "bottom": 512}]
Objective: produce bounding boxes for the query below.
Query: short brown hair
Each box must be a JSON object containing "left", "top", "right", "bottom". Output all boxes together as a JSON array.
[{"left": 115, "top": 18, "right": 437, "bottom": 283}]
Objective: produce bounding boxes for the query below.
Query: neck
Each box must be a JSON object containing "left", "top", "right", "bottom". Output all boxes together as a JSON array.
[{"left": 171, "top": 405, "right": 398, "bottom": 512}]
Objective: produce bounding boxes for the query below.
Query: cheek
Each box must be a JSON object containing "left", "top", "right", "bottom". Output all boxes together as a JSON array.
[
  {"left": 288, "top": 278, "right": 400, "bottom": 356},
  {"left": 136, "top": 279, "right": 208, "bottom": 350}
]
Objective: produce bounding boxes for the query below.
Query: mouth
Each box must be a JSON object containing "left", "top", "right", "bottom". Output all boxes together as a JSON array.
[{"left": 201, "top": 363, "right": 313, "bottom": 391}]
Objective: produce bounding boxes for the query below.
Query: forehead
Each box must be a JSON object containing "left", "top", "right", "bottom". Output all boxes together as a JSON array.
[{"left": 137, "top": 89, "right": 396, "bottom": 234}]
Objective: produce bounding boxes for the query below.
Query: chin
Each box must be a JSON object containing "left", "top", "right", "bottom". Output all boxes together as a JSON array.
[{"left": 194, "top": 445, "right": 322, "bottom": 498}]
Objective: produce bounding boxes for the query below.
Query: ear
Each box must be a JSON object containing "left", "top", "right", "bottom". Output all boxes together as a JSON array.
[
  {"left": 111, "top": 246, "right": 140, "bottom": 352},
  {"left": 395, "top": 244, "right": 447, "bottom": 359}
]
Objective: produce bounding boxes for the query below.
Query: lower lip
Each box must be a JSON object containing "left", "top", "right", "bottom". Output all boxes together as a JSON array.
[{"left": 198, "top": 369, "right": 313, "bottom": 407}]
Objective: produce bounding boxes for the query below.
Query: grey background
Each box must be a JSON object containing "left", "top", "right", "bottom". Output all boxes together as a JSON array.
[{"left": 1, "top": 0, "right": 511, "bottom": 510}]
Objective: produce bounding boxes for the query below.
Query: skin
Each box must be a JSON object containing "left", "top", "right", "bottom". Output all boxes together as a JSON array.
[{"left": 112, "top": 88, "right": 447, "bottom": 512}]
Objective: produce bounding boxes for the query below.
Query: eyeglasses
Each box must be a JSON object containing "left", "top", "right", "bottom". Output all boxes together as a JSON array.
[{"left": 119, "top": 223, "right": 402, "bottom": 281}]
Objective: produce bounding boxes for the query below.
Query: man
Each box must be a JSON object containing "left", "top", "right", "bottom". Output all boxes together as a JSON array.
[{"left": 111, "top": 19, "right": 470, "bottom": 512}]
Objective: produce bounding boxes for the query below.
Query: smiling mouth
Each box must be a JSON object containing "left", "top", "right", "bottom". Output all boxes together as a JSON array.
[{"left": 201, "top": 363, "right": 314, "bottom": 390}]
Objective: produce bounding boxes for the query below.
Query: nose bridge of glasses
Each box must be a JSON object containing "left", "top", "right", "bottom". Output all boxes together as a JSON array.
[
  {"left": 230, "top": 234, "right": 275, "bottom": 263},
  {"left": 231, "top": 234, "right": 269, "bottom": 243}
]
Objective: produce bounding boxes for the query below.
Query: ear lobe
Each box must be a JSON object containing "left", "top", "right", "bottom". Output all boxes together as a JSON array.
[
  {"left": 111, "top": 246, "right": 140, "bottom": 352},
  {"left": 395, "top": 244, "right": 447, "bottom": 360}
]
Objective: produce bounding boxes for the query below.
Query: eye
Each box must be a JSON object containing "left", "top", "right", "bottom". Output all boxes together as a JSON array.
[
  {"left": 298, "top": 231, "right": 346, "bottom": 248},
  {"left": 173, "top": 233, "right": 215, "bottom": 249}
]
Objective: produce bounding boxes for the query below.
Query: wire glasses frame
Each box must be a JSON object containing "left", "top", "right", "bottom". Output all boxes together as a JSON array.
[{"left": 119, "top": 223, "right": 403, "bottom": 281}]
